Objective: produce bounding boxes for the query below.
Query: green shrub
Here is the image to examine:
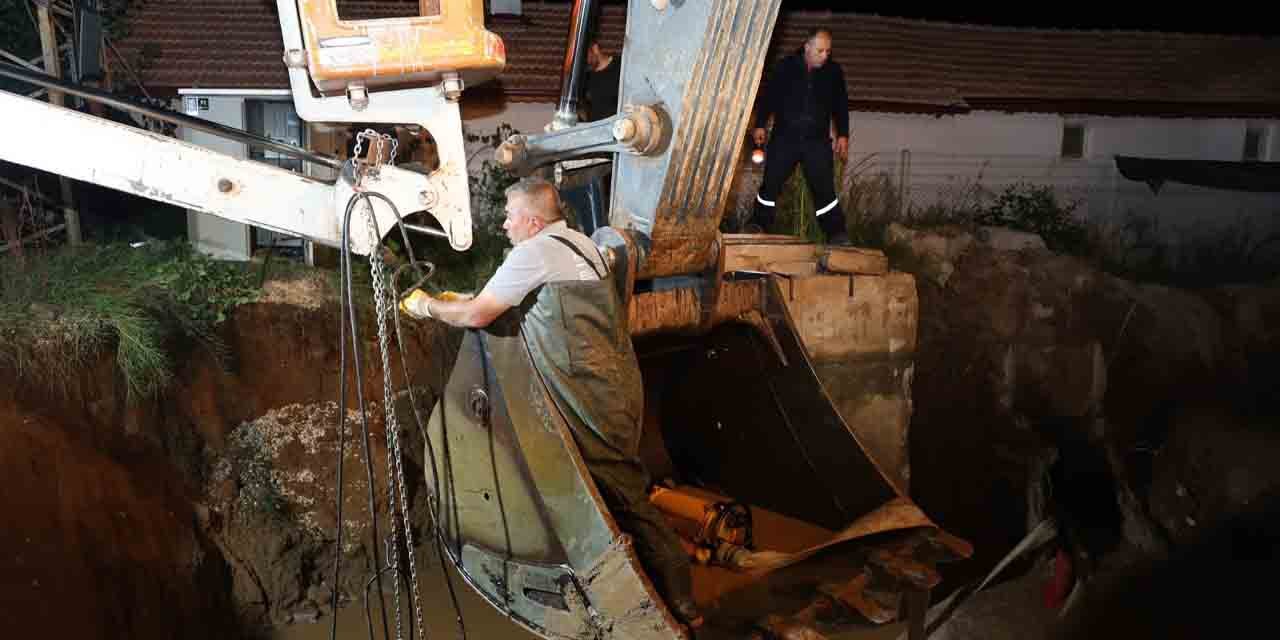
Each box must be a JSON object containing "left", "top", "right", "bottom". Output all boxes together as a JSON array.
[
  {"left": 394, "top": 124, "right": 520, "bottom": 295},
  {"left": 975, "top": 182, "right": 1089, "bottom": 254},
  {"left": 0, "top": 241, "right": 259, "bottom": 398}
]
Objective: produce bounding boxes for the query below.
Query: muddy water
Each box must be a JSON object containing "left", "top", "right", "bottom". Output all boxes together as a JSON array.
[
  {"left": 273, "top": 547, "right": 538, "bottom": 640},
  {"left": 271, "top": 536, "right": 907, "bottom": 640}
]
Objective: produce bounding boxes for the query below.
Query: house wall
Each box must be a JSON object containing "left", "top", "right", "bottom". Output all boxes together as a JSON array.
[
  {"left": 179, "top": 90, "right": 1280, "bottom": 256},
  {"left": 179, "top": 94, "right": 251, "bottom": 261},
  {"left": 460, "top": 100, "right": 556, "bottom": 171},
  {"left": 728, "top": 110, "right": 1280, "bottom": 248},
  {"left": 464, "top": 101, "right": 1280, "bottom": 250},
  {"left": 843, "top": 112, "right": 1280, "bottom": 245}
]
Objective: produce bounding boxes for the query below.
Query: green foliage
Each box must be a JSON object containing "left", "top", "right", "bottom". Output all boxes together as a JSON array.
[
  {"left": 774, "top": 164, "right": 826, "bottom": 243},
  {"left": 150, "top": 246, "right": 260, "bottom": 324},
  {"left": 466, "top": 123, "right": 522, "bottom": 215},
  {"left": 0, "top": 0, "right": 40, "bottom": 61},
  {"left": 975, "top": 182, "right": 1089, "bottom": 254},
  {"left": 771, "top": 155, "right": 847, "bottom": 243},
  {"left": 755, "top": 147, "right": 1279, "bottom": 287},
  {"left": 418, "top": 208, "right": 509, "bottom": 294},
  {"left": 837, "top": 158, "right": 907, "bottom": 248},
  {"left": 1086, "top": 212, "right": 1280, "bottom": 287},
  {"left": 393, "top": 124, "right": 520, "bottom": 295},
  {"left": 0, "top": 241, "right": 260, "bottom": 399}
]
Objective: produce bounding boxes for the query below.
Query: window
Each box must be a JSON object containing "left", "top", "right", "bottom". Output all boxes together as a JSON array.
[
  {"left": 338, "top": 0, "right": 439, "bottom": 18},
  {"left": 1243, "top": 126, "right": 1267, "bottom": 162},
  {"left": 1061, "top": 123, "right": 1086, "bottom": 159},
  {"left": 489, "top": 0, "right": 522, "bottom": 15},
  {"left": 246, "top": 100, "right": 306, "bottom": 173},
  {"left": 246, "top": 100, "right": 307, "bottom": 255}
]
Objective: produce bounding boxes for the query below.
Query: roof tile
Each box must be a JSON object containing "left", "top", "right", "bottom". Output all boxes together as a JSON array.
[{"left": 112, "top": 1, "right": 1280, "bottom": 114}]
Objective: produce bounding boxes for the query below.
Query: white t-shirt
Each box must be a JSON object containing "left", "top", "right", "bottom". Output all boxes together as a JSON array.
[{"left": 480, "top": 221, "right": 607, "bottom": 307}]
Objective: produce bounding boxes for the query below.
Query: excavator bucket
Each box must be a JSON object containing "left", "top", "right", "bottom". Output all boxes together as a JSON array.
[
  {"left": 421, "top": 1, "right": 972, "bottom": 638},
  {"left": 0, "top": 0, "right": 968, "bottom": 635},
  {"left": 425, "top": 275, "right": 971, "bottom": 638}
]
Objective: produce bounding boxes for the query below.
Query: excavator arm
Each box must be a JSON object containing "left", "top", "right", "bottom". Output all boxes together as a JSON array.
[
  {"left": 0, "top": 88, "right": 450, "bottom": 255},
  {"left": 0, "top": 0, "right": 508, "bottom": 255}
]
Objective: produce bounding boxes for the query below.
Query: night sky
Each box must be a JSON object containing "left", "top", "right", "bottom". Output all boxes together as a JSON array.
[{"left": 584, "top": 1, "right": 1278, "bottom": 37}]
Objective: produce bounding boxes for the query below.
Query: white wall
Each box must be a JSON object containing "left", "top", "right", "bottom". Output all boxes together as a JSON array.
[
  {"left": 180, "top": 95, "right": 252, "bottom": 260},
  {"left": 836, "top": 111, "right": 1280, "bottom": 245},
  {"left": 460, "top": 101, "right": 555, "bottom": 172}
]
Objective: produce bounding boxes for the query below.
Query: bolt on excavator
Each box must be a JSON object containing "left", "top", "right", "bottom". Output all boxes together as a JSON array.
[{"left": 0, "top": 1, "right": 971, "bottom": 638}]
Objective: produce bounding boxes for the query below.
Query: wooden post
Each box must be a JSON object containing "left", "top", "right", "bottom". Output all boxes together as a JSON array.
[{"left": 37, "top": 5, "right": 83, "bottom": 246}]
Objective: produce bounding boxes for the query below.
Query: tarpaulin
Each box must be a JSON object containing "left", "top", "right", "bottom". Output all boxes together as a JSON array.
[{"left": 1115, "top": 155, "right": 1280, "bottom": 194}]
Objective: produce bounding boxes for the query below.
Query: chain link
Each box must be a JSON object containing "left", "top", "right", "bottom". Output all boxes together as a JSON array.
[
  {"left": 366, "top": 198, "right": 425, "bottom": 640},
  {"left": 351, "top": 129, "right": 400, "bottom": 188}
]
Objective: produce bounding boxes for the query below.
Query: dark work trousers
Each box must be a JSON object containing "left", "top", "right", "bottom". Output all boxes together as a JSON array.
[{"left": 751, "top": 133, "right": 847, "bottom": 238}]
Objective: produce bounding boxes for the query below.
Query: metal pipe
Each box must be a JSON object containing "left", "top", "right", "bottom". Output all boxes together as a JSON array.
[
  {"left": 400, "top": 223, "right": 449, "bottom": 240},
  {"left": 553, "top": 0, "right": 597, "bottom": 129},
  {"left": 0, "top": 61, "right": 343, "bottom": 170}
]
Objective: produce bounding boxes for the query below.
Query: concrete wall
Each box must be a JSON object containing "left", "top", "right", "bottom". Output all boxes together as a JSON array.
[{"left": 180, "top": 94, "right": 251, "bottom": 260}]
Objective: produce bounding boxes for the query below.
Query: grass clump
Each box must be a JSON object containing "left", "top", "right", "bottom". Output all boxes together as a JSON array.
[{"left": 0, "top": 241, "right": 259, "bottom": 398}]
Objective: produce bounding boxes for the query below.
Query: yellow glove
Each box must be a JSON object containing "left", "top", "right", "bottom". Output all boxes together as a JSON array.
[
  {"left": 436, "top": 290, "right": 473, "bottom": 302},
  {"left": 399, "top": 289, "right": 435, "bottom": 319}
]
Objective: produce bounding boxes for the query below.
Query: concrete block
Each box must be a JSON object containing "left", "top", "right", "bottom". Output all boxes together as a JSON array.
[
  {"left": 823, "top": 247, "right": 888, "bottom": 275},
  {"left": 783, "top": 272, "right": 918, "bottom": 360}
]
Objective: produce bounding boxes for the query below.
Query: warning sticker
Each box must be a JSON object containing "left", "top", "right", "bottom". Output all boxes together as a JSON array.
[{"left": 318, "top": 44, "right": 376, "bottom": 69}]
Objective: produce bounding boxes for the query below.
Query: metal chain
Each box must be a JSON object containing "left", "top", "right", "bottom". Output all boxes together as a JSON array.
[
  {"left": 351, "top": 129, "right": 401, "bottom": 186},
  {"left": 367, "top": 199, "right": 426, "bottom": 640},
  {"left": 351, "top": 134, "right": 365, "bottom": 169}
]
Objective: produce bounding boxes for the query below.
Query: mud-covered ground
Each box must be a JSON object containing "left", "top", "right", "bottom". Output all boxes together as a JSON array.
[{"left": 2, "top": 241, "right": 1278, "bottom": 639}]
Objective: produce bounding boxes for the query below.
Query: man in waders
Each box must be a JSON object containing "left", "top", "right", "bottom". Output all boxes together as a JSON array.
[{"left": 400, "top": 177, "right": 702, "bottom": 631}]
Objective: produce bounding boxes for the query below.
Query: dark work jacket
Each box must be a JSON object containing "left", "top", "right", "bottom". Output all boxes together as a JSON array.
[
  {"left": 755, "top": 53, "right": 850, "bottom": 140},
  {"left": 585, "top": 56, "right": 622, "bottom": 123}
]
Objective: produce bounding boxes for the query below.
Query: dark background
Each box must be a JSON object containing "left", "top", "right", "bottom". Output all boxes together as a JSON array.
[{"left": 581, "top": 1, "right": 1279, "bottom": 37}]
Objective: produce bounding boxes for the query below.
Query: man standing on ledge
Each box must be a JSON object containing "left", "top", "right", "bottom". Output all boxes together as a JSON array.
[
  {"left": 400, "top": 177, "right": 703, "bottom": 633},
  {"left": 749, "top": 28, "right": 850, "bottom": 243}
]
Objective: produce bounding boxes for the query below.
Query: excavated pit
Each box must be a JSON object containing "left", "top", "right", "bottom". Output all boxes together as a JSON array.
[{"left": 3, "top": 236, "right": 1278, "bottom": 639}]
